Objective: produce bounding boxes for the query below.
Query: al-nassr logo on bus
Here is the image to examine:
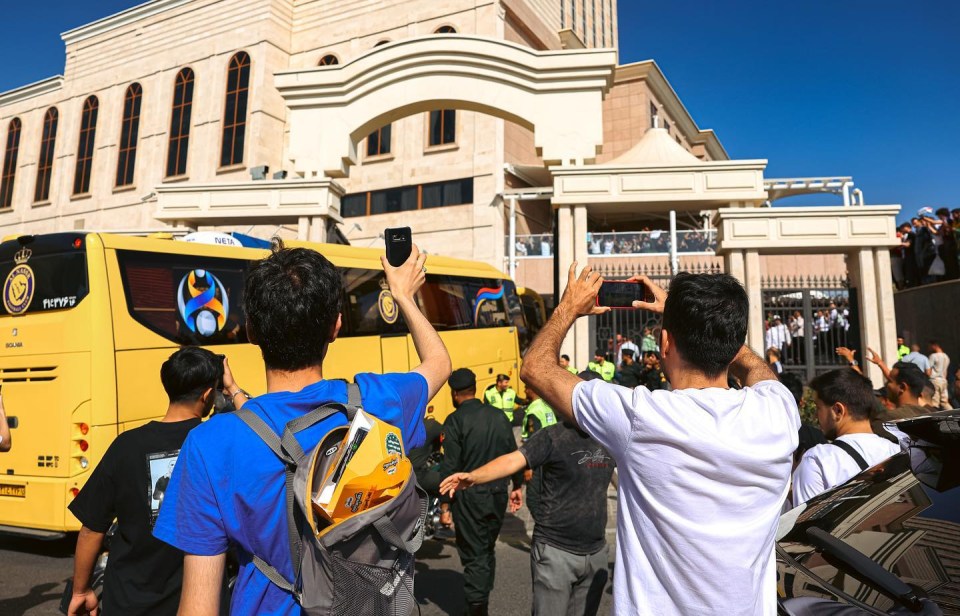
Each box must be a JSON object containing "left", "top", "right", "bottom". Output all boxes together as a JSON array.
[
  {"left": 3, "top": 247, "right": 36, "bottom": 316},
  {"left": 177, "top": 269, "right": 229, "bottom": 336},
  {"left": 378, "top": 278, "right": 399, "bottom": 324}
]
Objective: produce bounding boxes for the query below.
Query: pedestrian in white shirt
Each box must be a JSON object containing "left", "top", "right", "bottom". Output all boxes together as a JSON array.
[
  {"left": 927, "top": 340, "right": 951, "bottom": 410},
  {"left": 765, "top": 315, "right": 791, "bottom": 359},
  {"left": 521, "top": 265, "right": 799, "bottom": 616},
  {"left": 792, "top": 368, "right": 900, "bottom": 507}
]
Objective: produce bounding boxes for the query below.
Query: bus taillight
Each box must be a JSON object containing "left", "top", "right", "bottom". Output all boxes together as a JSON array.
[
  {"left": 77, "top": 440, "right": 89, "bottom": 452},
  {"left": 70, "top": 488, "right": 79, "bottom": 498},
  {"left": 78, "top": 423, "right": 89, "bottom": 435}
]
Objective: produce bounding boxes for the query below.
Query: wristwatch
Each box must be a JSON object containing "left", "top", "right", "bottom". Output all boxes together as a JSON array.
[
  {"left": 229, "top": 388, "right": 251, "bottom": 400},
  {"left": 849, "top": 360, "right": 858, "bottom": 367}
]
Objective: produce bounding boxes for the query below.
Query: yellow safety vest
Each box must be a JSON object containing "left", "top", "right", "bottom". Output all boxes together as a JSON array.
[
  {"left": 484, "top": 387, "right": 518, "bottom": 421},
  {"left": 587, "top": 361, "right": 615, "bottom": 382},
  {"left": 565, "top": 366, "right": 578, "bottom": 375},
  {"left": 522, "top": 399, "right": 557, "bottom": 439}
]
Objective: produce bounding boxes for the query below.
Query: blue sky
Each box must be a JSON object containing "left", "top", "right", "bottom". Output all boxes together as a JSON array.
[{"left": 2, "top": 1, "right": 957, "bottom": 222}]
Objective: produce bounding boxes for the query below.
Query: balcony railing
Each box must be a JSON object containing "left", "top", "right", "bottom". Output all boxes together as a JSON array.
[{"left": 507, "top": 229, "right": 717, "bottom": 258}]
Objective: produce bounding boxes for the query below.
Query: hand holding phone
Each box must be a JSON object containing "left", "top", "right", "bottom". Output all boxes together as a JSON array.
[
  {"left": 596, "top": 276, "right": 666, "bottom": 312},
  {"left": 384, "top": 227, "right": 412, "bottom": 268}
]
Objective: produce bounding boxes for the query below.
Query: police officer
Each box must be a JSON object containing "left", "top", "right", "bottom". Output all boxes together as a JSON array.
[
  {"left": 521, "top": 387, "right": 557, "bottom": 440},
  {"left": 559, "top": 354, "right": 578, "bottom": 375},
  {"left": 587, "top": 349, "right": 616, "bottom": 382},
  {"left": 484, "top": 373, "right": 520, "bottom": 424},
  {"left": 440, "top": 368, "right": 523, "bottom": 616}
]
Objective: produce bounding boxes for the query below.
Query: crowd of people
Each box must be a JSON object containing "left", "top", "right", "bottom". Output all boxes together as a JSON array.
[
  {"left": 60, "top": 243, "right": 948, "bottom": 616},
  {"left": 510, "top": 229, "right": 717, "bottom": 259},
  {"left": 763, "top": 300, "right": 854, "bottom": 370},
  {"left": 891, "top": 206, "right": 960, "bottom": 288}
]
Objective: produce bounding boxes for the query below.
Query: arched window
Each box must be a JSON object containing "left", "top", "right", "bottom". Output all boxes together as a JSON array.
[
  {"left": 34, "top": 108, "right": 58, "bottom": 202},
  {"left": 167, "top": 68, "right": 195, "bottom": 177},
  {"left": 115, "top": 83, "right": 142, "bottom": 187},
  {"left": 73, "top": 96, "right": 99, "bottom": 195},
  {"left": 0, "top": 118, "right": 22, "bottom": 209},
  {"left": 221, "top": 51, "right": 251, "bottom": 167},
  {"left": 318, "top": 54, "right": 339, "bottom": 66},
  {"left": 429, "top": 27, "right": 457, "bottom": 147}
]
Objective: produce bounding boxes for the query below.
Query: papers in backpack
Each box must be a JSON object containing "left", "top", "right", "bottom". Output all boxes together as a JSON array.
[{"left": 312, "top": 409, "right": 410, "bottom": 525}]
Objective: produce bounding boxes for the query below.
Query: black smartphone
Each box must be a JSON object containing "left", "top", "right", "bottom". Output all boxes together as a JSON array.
[
  {"left": 597, "top": 281, "right": 651, "bottom": 309},
  {"left": 384, "top": 227, "right": 412, "bottom": 267}
]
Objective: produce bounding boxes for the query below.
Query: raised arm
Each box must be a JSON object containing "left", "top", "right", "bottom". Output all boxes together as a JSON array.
[
  {"left": 439, "top": 451, "right": 527, "bottom": 498},
  {"left": 382, "top": 245, "right": 452, "bottom": 400},
  {"left": 520, "top": 264, "right": 609, "bottom": 424},
  {"left": 728, "top": 345, "right": 778, "bottom": 387},
  {"left": 866, "top": 348, "right": 891, "bottom": 381}
]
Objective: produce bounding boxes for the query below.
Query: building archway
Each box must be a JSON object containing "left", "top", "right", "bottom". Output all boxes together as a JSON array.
[{"left": 275, "top": 35, "right": 617, "bottom": 178}]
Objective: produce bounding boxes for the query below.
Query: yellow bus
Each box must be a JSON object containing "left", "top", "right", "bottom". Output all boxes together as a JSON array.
[{"left": 0, "top": 232, "right": 531, "bottom": 537}]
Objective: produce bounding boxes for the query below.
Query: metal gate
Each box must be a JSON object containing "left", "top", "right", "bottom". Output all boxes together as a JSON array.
[{"left": 761, "top": 275, "right": 860, "bottom": 381}]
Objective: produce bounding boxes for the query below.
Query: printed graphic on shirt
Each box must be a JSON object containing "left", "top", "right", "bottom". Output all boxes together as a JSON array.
[
  {"left": 572, "top": 448, "right": 612, "bottom": 468},
  {"left": 146, "top": 449, "right": 183, "bottom": 527}
]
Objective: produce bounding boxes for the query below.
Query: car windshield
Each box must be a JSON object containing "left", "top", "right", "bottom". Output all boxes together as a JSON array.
[{"left": 777, "top": 412, "right": 960, "bottom": 614}]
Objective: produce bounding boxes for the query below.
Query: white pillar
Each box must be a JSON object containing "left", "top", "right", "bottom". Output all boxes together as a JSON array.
[
  {"left": 298, "top": 217, "right": 309, "bottom": 240},
  {"left": 557, "top": 205, "right": 576, "bottom": 362},
  {"left": 669, "top": 210, "right": 679, "bottom": 275},
  {"left": 573, "top": 204, "right": 590, "bottom": 369},
  {"left": 853, "top": 248, "right": 883, "bottom": 386},
  {"left": 873, "top": 248, "right": 898, "bottom": 369},
  {"left": 725, "top": 250, "right": 746, "bottom": 286},
  {"left": 842, "top": 182, "right": 852, "bottom": 206},
  {"left": 508, "top": 196, "right": 517, "bottom": 280},
  {"left": 308, "top": 217, "right": 325, "bottom": 242},
  {"left": 744, "top": 250, "right": 764, "bottom": 354}
]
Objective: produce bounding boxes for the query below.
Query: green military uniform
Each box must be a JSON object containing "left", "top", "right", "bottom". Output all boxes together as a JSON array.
[
  {"left": 439, "top": 398, "right": 522, "bottom": 611},
  {"left": 484, "top": 386, "right": 518, "bottom": 423},
  {"left": 587, "top": 360, "right": 616, "bottom": 382},
  {"left": 521, "top": 399, "right": 557, "bottom": 439}
]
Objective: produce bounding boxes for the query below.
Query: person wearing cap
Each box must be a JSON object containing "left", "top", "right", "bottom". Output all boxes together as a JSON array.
[
  {"left": 439, "top": 368, "right": 523, "bottom": 616},
  {"left": 441, "top": 370, "right": 616, "bottom": 616},
  {"left": 586, "top": 350, "right": 615, "bottom": 382},
  {"left": 616, "top": 347, "right": 644, "bottom": 388},
  {"left": 765, "top": 314, "right": 791, "bottom": 362},
  {"left": 484, "top": 373, "right": 521, "bottom": 424},
  {"left": 521, "top": 387, "right": 557, "bottom": 440}
]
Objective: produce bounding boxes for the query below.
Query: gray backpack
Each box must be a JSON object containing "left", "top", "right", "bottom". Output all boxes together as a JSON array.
[{"left": 236, "top": 383, "right": 427, "bottom": 615}]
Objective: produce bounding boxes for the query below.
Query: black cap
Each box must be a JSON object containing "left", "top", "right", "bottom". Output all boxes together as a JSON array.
[
  {"left": 621, "top": 348, "right": 635, "bottom": 358},
  {"left": 448, "top": 368, "right": 476, "bottom": 391}
]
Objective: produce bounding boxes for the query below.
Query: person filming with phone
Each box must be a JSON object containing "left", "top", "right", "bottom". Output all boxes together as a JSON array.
[{"left": 520, "top": 266, "right": 800, "bottom": 615}]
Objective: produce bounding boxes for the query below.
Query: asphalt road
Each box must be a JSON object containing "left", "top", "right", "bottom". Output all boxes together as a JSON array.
[{"left": 0, "top": 495, "right": 618, "bottom": 615}]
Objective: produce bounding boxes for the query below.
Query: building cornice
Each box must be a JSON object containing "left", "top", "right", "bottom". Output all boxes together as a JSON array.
[
  {"left": 0, "top": 76, "right": 64, "bottom": 108},
  {"left": 614, "top": 60, "right": 729, "bottom": 161},
  {"left": 61, "top": 0, "right": 192, "bottom": 45}
]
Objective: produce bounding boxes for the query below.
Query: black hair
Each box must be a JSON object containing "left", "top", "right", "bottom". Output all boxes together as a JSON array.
[
  {"left": 808, "top": 368, "right": 875, "bottom": 421},
  {"left": 244, "top": 242, "right": 343, "bottom": 371},
  {"left": 160, "top": 347, "right": 224, "bottom": 404},
  {"left": 560, "top": 354, "right": 570, "bottom": 361},
  {"left": 496, "top": 374, "right": 509, "bottom": 382},
  {"left": 578, "top": 370, "right": 603, "bottom": 381},
  {"left": 779, "top": 371, "right": 805, "bottom": 406},
  {"left": 891, "top": 362, "right": 928, "bottom": 397},
  {"left": 662, "top": 273, "right": 748, "bottom": 377},
  {"left": 594, "top": 349, "right": 605, "bottom": 357},
  {"left": 936, "top": 207, "right": 950, "bottom": 217}
]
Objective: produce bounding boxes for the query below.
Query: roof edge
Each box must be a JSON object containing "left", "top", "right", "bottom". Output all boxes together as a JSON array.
[
  {"left": 61, "top": 0, "right": 192, "bottom": 45},
  {"left": 614, "top": 60, "right": 729, "bottom": 161},
  {"left": 0, "top": 75, "right": 64, "bottom": 107}
]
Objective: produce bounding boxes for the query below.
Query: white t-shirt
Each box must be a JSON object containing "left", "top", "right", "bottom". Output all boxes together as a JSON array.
[
  {"left": 573, "top": 379, "right": 800, "bottom": 615},
  {"left": 792, "top": 433, "right": 900, "bottom": 508},
  {"left": 929, "top": 352, "right": 950, "bottom": 380}
]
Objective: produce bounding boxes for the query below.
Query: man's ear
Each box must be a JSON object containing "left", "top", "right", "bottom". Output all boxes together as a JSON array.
[
  {"left": 832, "top": 402, "right": 847, "bottom": 421},
  {"left": 329, "top": 313, "right": 342, "bottom": 343},
  {"left": 660, "top": 328, "right": 671, "bottom": 357},
  {"left": 200, "top": 387, "right": 215, "bottom": 407}
]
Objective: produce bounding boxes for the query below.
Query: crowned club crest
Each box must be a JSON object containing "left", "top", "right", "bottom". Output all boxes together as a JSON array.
[{"left": 3, "top": 247, "right": 35, "bottom": 315}]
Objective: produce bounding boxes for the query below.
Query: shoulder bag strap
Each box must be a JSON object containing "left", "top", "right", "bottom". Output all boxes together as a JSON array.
[{"left": 831, "top": 439, "right": 869, "bottom": 471}]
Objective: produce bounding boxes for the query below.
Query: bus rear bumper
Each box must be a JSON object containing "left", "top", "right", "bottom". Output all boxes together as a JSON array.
[{"left": 0, "top": 524, "right": 67, "bottom": 540}]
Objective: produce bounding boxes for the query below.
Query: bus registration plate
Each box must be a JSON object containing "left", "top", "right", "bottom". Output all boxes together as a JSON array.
[{"left": 0, "top": 484, "right": 26, "bottom": 498}]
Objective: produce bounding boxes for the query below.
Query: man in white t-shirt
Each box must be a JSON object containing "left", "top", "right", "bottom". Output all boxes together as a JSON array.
[
  {"left": 520, "top": 265, "right": 799, "bottom": 616},
  {"left": 792, "top": 368, "right": 900, "bottom": 507}
]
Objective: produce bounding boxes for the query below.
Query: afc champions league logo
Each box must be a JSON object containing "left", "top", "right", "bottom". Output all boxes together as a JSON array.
[
  {"left": 3, "top": 247, "right": 36, "bottom": 316},
  {"left": 177, "top": 269, "right": 229, "bottom": 337}
]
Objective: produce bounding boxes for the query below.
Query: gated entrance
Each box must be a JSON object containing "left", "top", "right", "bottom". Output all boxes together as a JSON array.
[
  {"left": 588, "top": 263, "right": 859, "bottom": 382},
  {"left": 761, "top": 275, "right": 860, "bottom": 381}
]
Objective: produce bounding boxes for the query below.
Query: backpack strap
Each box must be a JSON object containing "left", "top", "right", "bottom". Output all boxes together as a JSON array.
[{"left": 831, "top": 439, "right": 869, "bottom": 471}]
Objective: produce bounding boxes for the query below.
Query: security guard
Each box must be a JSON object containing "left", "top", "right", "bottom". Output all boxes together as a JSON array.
[
  {"left": 439, "top": 368, "right": 523, "bottom": 616},
  {"left": 484, "top": 373, "right": 520, "bottom": 424},
  {"left": 521, "top": 388, "right": 557, "bottom": 440},
  {"left": 586, "top": 349, "right": 616, "bottom": 382}
]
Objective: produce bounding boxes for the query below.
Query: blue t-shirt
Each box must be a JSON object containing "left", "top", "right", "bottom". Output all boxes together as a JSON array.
[{"left": 153, "top": 373, "right": 428, "bottom": 615}]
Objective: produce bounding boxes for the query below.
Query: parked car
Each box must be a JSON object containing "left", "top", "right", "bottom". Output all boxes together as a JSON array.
[{"left": 777, "top": 410, "right": 960, "bottom": 615}]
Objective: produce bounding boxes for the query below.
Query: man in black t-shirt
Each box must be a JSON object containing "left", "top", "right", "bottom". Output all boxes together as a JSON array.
[
  {"left": 67, "top": 347, "right": 234, "bottom": 616},
  {"left": 615, "top": 348, "right": 644, "bottom": 388},
  {"left": 441, "top": 372, "right": 616, "bottom": 616}
]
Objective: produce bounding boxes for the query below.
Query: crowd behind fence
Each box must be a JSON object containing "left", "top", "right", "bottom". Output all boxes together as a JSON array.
[{"left": 508, "top": 229, "right": 718, "bottom": 258}]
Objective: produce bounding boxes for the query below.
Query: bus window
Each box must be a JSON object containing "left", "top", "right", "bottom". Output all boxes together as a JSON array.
[
  {"left": 342, "top": 268, "right": 408, "bottom": 337},
  {"left": 116, "top": 250, "right": 250, "bottom": 345},
  {"left": 0, "top": 235, "right": 89, "bottom": 315}
]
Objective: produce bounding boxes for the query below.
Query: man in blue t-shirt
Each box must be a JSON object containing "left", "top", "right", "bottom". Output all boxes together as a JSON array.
[{"left": 154, "top": 242, "right": 452, "bottom": 616}]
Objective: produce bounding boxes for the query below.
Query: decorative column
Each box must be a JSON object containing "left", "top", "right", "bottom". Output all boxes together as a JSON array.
[
  {"left": 556, "top": 205, "right": 576, "bottom": 362},
  {"left": 744, "top": 250, "right": 765, "bottom": 355},
  {"left": 851, "top": 248, "right": 883, "bottom": 386},
  {"left": 873, "top": 248, "right": 898, "bottom": 369},
  {"left": 572, "top": 204, "right": 590, "bottom": 369}
]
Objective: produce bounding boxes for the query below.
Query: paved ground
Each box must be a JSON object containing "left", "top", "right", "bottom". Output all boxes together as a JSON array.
[{"left": 0, "top": 489, "right": 618, "bottom": 615}]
